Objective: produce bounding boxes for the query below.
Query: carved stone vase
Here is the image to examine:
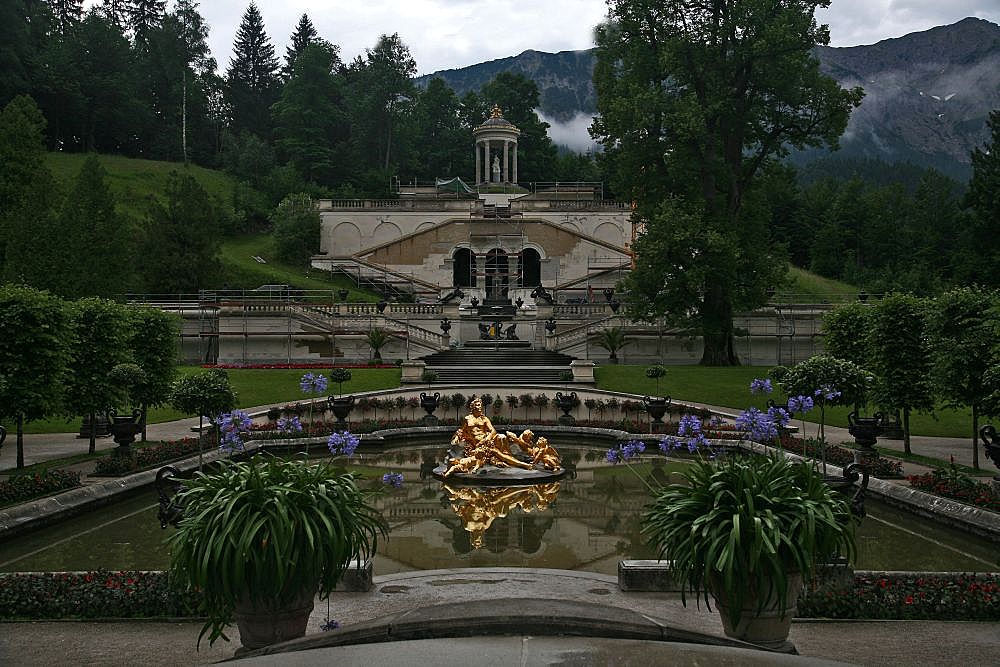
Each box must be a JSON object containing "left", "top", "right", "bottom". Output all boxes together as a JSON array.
[
  {"left": 420, "top": 392, "right": 440, "bottom": 426},
  {"left": 109, "top": 409, "right": 142, "bottom": 454},
  {"left": 329, "top": 396, "right": 356, "bottom": 429},
  {"left": 554, "top": 391, "right": 578, "bottom": 426},
  {"left": 643, "top": 396, "right": 671, "bottom": 426}
]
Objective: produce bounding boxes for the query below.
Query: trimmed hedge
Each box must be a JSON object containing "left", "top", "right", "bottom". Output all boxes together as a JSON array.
[{"left": 92, "top": 437, "right": 210, "bottom": 476}]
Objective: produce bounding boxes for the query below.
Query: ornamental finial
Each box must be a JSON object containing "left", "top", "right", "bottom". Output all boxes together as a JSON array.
[{"left": 490, "top": 104, "right": 503, "bottom": 118}]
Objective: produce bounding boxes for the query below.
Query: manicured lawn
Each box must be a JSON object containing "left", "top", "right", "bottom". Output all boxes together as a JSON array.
[
  {"left": 595, "top": 364, "right": 975, "bottom": 438},
  {"left": 21, "top": 367, "right": 402, "bottom": 434}
]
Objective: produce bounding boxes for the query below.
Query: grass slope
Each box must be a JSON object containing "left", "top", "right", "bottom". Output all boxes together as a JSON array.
[
  {"left": 777, "top": 266, "right": 859, "bottom": 304},
  {"left": 45, "top": 152, "right": 237, "bottom": 219},
  {"left": 219, "top": 234, "right": 378, "bottom": 300}
]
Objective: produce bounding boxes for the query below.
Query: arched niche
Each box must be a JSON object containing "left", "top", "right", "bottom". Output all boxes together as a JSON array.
[
  {"left": 485, "top": 248, "right": 509, "bottom": 300},
  {"left": 594, "top": 222, "right": 623, "bottom": 246},
  {"left": 519, "top": 247, "right": 542, "bottom": 287},
  {"left": 453, "top": 247, "right": 476, "bottom": 287},
  {"left": 331, "top": 222, "right": 362, "bottom": 256},
  {"left": 372, "top": 221, "right": 402, "bottom": 246}
]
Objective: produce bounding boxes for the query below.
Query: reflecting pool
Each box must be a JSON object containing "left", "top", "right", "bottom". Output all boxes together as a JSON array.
[{"left": 1, "top": 444, "right": 997, "bottom": 574}]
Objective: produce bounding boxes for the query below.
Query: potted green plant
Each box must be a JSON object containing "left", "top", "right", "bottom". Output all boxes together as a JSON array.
[
  {"left": 167, "top": 455, "right": 387, "bottom": 650},
  {"left": 642, "top": 453, "right": 858, "bottom": 651}
]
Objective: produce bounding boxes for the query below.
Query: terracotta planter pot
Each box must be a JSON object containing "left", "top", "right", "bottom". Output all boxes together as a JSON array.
[
  {"left": 709, "top": 572, "right": 803, "bottom": 651},
  {"left": 233, "top": 586, "right": 317, "bottom": 650}
]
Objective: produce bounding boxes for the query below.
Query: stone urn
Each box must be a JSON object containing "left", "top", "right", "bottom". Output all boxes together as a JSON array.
[
  {"left": 337, "top": 289, "right": 349, "bottom": 301},
  {"left": 848, "top": 411, "right": 884, "bottom": 467},
  {"left": 420, "top": 392, "right": 440, "bottom": 426},
  {"left": 329, "top": 396, "right": 356, "bottom": 429},
  {"left": 78, "top": 413, "right": 112, "bottom": 439},
  {"left": 108, "top": 409, "right": 142, "bottom": 454},
  {"left": 233, "top": 585, "right": 318, "bottom": 651},
  {"left": 643, "top": 396, "right": 671, "bottom": 427},
  {"left": 554, "top": 391, "right": 578, "bottom": 426}
]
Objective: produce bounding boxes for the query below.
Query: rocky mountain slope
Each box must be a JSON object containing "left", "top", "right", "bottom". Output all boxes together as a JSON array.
[{"left": 418, "top": 18, "right": 999, "bottom": 178}]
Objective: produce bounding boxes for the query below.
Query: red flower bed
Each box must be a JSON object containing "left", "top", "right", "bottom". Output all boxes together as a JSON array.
[
  {"left": 908, "top": 465, "right": 1000, "bottom": 512},
  {"left": 92, "top": 437, "right": 212, "bottom": 476},
  {"left": 0, "top": 469, "right": 80, "bottom": 506},
  {"left": 799, "top": 572, "right": 1000, "bottom": 620}
]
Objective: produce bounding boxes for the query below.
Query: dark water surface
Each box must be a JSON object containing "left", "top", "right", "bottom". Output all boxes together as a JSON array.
[{"left": 1, "top": 446, "right": 996, "bottom": 574}]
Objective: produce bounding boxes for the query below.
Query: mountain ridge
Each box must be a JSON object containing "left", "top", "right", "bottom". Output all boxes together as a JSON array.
[{"left": 417, "top": 17, "right": 1000, "bottom": 178}]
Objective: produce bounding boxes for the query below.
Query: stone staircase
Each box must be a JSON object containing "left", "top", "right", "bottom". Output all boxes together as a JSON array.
[{"left": 421, "top": 343, "right": 576, "bottom": 384}]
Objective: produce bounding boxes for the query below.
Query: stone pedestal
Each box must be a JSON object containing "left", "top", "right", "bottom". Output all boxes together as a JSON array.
[
  {"left": 570, "top": 360, "right": 596, "bottom": 384},
  {"left": 400, "top": 360, "right": 426, "bottom": 384}
]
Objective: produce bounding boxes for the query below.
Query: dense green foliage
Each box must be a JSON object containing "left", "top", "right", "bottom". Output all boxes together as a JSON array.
[
  {"left": 63, "top": 298, "right": 132, "bottom": 453},
  {"left": 593, "top": 0, "right": 863, "bottom": 364},
  {"left": 642, "top": 454, "right": 857, "bottom": 628},
  {"left": 270, "top": 192, "right": 321, "bottom": 265},
  {"left": 168, "top": 456, "right": 387, "bottom": 645},
  {"left": 169, "top": 368, "right": 237, "bottom": 423},
  {"left": 0, "top": 285, "right": 69, "bottom": 467}
]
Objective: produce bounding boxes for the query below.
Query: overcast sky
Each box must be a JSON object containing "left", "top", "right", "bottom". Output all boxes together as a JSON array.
[{"left": 88, "top": 1, "right": 1000, "bottom": 76}]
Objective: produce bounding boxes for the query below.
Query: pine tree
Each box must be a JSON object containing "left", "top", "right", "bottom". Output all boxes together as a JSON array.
[
  {"left": 283, "top": 13, "right": 318, "bottom": 79},
  {"left": 129, "top": 0, "right": 166, "bottom": 51},
  {"left": 226, "top": 2, "right": 279, "bottom": 139},
  {"left": 138, "top": 171, "right": 221, "bottom": 292},
  {"left": 45, "top": 0, "right": 83, "bottom": 34},
  {"left": 957, "top": 110, "right": 1000, "bottom": 287},
  {"left": 58, "top": 155, "right": 131, "bottom": 297},
  {"left": 98, "top": 0, "right": 131, "bottom": 29}
]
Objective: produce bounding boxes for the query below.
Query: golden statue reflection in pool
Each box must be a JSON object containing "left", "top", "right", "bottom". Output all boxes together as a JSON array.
[
  {"left": 443, "top": 482, "right": 561, "bottom": 549},
  {"left": 443, "top": 397, "right": 562, "bottom": 476}
]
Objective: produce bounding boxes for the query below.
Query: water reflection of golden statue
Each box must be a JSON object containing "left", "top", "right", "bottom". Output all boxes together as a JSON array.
[
  {"left": 444, "top": 397, "right": 551, "bottom": 476},
  {"left": 444, "top": 482, "right": 561, "bottom": 549}
]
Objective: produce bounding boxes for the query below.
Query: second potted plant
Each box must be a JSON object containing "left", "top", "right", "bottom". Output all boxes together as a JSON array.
[{"left": 642, "top": 453, "right": 857, "bottom": 651}]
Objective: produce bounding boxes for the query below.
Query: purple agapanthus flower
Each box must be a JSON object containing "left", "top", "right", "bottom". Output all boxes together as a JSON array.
[
  {"left": 320, "top": 618, "right": 340, "bottom": 632},
  {"left": 382, "top": 472, "right": 404, "bottom": 488},
  {"left": 736, "top": 406, "right": 778, "bottom": 442},
  {"left": 300, "top": 372, "right": 329, "bottom": 394},
  {"left": 678, "top": 414, "right": 702, "bottom": 437},
  {"left": 621, "top": 439, "right": 646, "bottom": 459},
  {"left": 814, "top": 385, "right": 841, "bottom": 402},
  {"left": 787, "top": 395, "right": 814, "bottom": 415},
  {"left": 750, "top": 378, "right": 773, "bottom": 395},
  {"left": 686, "top": 433, "right": 711, "bottom": 453},
  {"left": 605, "top": 447, "right": 625, "bottom": 464},
  {"left": 328, "top": 430, "right": 360, "bottom": 457},
  {"left": 218, "top": 409, "right": 252, "bottom": 453},
  {"left": 767, "top": 406, "right": 791, "bottom": 428},
  {"left": 277, "top": 415, "right": 303, "bottom": 434},
  {"left": 659, "top": 436, "right": 680, "bottom": 454}
]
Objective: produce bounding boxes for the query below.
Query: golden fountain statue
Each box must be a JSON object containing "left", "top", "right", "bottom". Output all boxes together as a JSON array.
[{"left": 436, "top": 396, "right": 563, "bottom": 480}]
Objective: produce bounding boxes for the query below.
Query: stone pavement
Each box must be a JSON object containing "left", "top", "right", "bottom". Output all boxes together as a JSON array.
[{"left": 3, "top": 569, "right": 999, "bottom": 666}]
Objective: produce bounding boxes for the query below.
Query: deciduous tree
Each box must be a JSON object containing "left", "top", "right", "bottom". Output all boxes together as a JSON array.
[
  {"left": 593, "top": 0, "right": 863, "bottom": 364},
  {"left": 867, "top": 293, "right": 934, "bottom": 454},
  {"left": 928, "top": 287, "right": 1000, "bottom": 469},
  {"left": 271, "top": 192, "right": 320, "bottom": 265},
  {"left": 63, "top": 298, "right": 131, "bottom": 454},
  {"left": 0, "top": 285, "right": 69, "bottom": 468}
]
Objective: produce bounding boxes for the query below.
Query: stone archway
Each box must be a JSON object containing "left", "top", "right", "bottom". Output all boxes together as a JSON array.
[
  {"left": 485, "top": 248, "right": 509, "bottom": 301},
  {"left": 453, "top": 247, "right": 476, "bottom": 287},
  {"left": 519, "top": 247, "right": 542, "bottom": 287}
]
